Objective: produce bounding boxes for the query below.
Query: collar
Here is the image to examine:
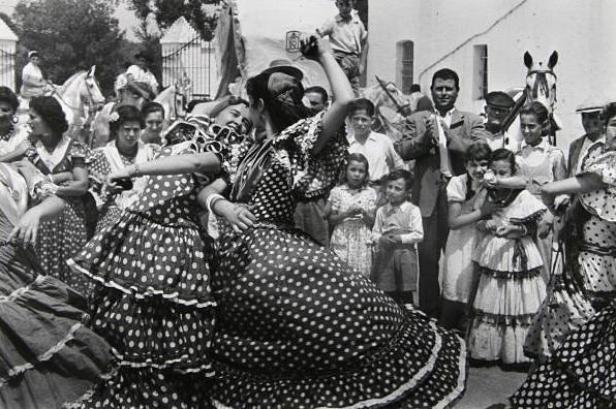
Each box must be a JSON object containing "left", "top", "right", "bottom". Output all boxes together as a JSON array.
[
  {"left": 436, "top": 107, "right": 456, "bottom": 119},
  {"left": 521, "top": 138, "right": 549, "bottom": 152},
  {"left": 350, "top": 130, "right": 377, "bottom": 143},
  {"left": 585, "top": 134, "right": 606, "bottom": 146}
]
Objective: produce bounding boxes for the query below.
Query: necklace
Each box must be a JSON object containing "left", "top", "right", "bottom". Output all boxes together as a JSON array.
[
  {"left": 0, "top": 123, "right": 15, "bottom": 141},
  {"left": 488, "top": 188, "right": 521, "bottom": 206}
]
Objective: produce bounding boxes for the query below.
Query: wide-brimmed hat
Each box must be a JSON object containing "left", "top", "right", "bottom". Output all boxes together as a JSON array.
[
  {"left": 576, "top": 95, "right": 606, "bottom": 114},
  {"left": 28, "top": 50, "right": 39, "bottom": 59},
  {"left": 261, "top": 59, "right": 304, "bottom": 82}
]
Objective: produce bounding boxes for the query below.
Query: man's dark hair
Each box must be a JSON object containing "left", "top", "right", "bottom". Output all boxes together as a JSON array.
[
  {"left": 431, "top": 68, "right": 460, "bottom": 90},
  {"left": 304, "top": 86, "right": 329, "bottom": 103},
  {"left": 348, "top": 98, "right": 375, "bottom": 117}
]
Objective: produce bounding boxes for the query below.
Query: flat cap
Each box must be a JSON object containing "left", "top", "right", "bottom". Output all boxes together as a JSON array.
[{"left": 485, "top": 91, "right": 515, "bottom": 108}]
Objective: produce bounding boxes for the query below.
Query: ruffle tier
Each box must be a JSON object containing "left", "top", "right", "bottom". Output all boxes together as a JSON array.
[
  {"left": 68, "top": 210, "right": 216, "bottom": 308},
  {"left": 511, "top": 300, "right": 616, "bottom": 408},
  {"left": 473, "top": 236, "right": 544, "bottom": 272},
  {"left": 0, "top": 242, "right": 115, "bottom": 409},
  {"left": 88, "top": 287, "right": 215, "bottom": 373},
  {"left": 73, "top": 366, "right": 213, "bottom": 409},
  {"left": 211, "top": 224, "right": 467, "bottom": 408}
]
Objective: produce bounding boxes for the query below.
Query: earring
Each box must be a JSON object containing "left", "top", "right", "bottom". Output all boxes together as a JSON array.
[{"left": 11, "top": 116, "right": 18, "bottom": 124}]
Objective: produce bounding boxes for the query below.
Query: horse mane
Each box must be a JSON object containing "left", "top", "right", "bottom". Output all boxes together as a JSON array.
[{"left": 60, "top": 70, "right": 87, "bottom": 94}]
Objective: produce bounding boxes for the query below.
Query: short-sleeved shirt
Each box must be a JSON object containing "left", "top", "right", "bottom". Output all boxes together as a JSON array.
[
  {"left": 348, "top": 131, "right": 406, "bottom": 182},
  {"left": 319, "top": 10, "right": 367, "bottom": 56},
  {"left": 516, "top": 138, "right": 567, "bottom": 186},
  {"left": 20, "top": 62, "right": 45, "bottom": 98}
]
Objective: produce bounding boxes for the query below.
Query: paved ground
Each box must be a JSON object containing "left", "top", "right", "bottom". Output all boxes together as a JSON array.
[{"left": 455, "top": 366, "right": 527, "bottom": 409}]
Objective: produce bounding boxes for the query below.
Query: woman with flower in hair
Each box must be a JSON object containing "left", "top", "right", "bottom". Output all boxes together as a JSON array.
[
  {"left": 24, "top": 96, "right": 90, "bottom": 295},
  {"left": 87, "top": 105, "right": 158, "bottom": 232},
  {"left": 0, "top": 86, "right": 31, "bottom": 162}
]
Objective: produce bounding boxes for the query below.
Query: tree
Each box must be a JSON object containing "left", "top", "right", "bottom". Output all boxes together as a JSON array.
[
  {"left": 127, "top": 0, "right": 220, "bottom": 41},
  {"left": 13, "top": 0, "right": 126, "bottom": 95}
]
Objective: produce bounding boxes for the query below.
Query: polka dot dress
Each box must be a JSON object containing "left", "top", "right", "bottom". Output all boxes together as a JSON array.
[
  {"left": 511, "top": 299, "right": 616, "bottom": 408},
  {"left": 68, "top": 142, "right": 221, "bottom": 409},
  {"left": 210, "top": 113, "right": 468, "bottom": 408}
]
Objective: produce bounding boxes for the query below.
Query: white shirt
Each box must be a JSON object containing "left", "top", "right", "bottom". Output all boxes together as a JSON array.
[
  {"left": 125, "top": 65, "right": 159, "bottom": 95},
  {"left": 319, "top": 10, "right": 367, "bottom": 56},
  {"left": 20, "top": 62, "right": 45, "bottom": 98},
  {"left": 348, "top": 131, "right": 406, "bottom": 181},
  {"left": 0, "top": 126, "right": 29, "bottom": 157}
]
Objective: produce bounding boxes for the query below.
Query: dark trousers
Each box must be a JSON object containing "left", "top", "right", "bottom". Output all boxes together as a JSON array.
[{"left": 418, "top": 188, "right": 449, "bottom": 318}]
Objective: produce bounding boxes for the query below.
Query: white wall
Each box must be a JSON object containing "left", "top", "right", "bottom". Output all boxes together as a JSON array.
[
  {"left": 0, "top": 40, "right": 16, "bottom": 90},
  {"left": 367, "top": 0, "right": 616, "bottom": 149}
]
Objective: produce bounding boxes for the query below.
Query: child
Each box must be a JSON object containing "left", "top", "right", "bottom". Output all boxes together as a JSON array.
[
  {"left": 467, "top": 148, "right": 548, "bottom": 367},
  {"left": 346, "top": 98, "right": 406, "bottom": 185},
  {"left": 440, "top": 142, "right": 496, "bottom": 332},
  {"left": 317, "top": 0, "right": 368, "bottom": 95},
  {"left": 371, "top": 169, "right": 423, "bottom": 307},
  {"left": 327, "top": 153, "right": 377, "bottom": 276}
]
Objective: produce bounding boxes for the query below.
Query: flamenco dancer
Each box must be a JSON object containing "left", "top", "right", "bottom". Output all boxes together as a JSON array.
[
  {"left": 0, "top": 160, "right": 114, "bottom": 409},
  {"left": 510, "top": 102, "right": 616, "bottom": 408},
  {"left": 66, "top": 111, "right": 241, "bottom": 406},
  {"left": 199, "top": 37, "right": 467, "bottom": 407}
]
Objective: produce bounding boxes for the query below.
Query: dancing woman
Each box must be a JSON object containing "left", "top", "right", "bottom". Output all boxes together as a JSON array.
[
  {"left": 510, "top": 102, "right": 616, "bottom": 408},
  {"left": 0, "top": 161, "right": 114, "bottom": 408},
  {"left": 199, "top": 37, "right": 467, "bottom": 408}
]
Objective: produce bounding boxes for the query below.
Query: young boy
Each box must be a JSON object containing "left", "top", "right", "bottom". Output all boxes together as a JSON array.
[
  {"left": 347, "top": 98, "right": 406, "bottom": 185},
  {"left": 318, "top": 0, "right": 368, "bottom": 94},
  {"left": 371, "top": 169, "right": 423, "bottom": 308}
]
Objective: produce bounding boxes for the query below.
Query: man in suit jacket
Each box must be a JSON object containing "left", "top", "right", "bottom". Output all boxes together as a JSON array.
[{"left": 394, "top": 68, "right": 487, "bottom": 319}]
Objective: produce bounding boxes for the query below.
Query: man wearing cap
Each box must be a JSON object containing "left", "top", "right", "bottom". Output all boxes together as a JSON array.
[
  {"left": 125, "top": 51, "right": 159, "bottom": 99},
  {"left": 394, "top": 68, "right": 486, "bottom": 318},
  {"left": 483, "top": 91, "right": 516, "bottom": 151},
  {"left": 20, "top": 51, "right": 49, "bottom": 99},
  {"left": 569, "top": 98, "right": 606, "bottom": 177}
]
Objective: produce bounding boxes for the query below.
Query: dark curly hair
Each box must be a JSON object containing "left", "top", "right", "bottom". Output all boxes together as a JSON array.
[
  {"left": 0, "top": 86, "right": 19, "bottom": 112},
  {"left": 110, "top": 105, "right": 144, "bottom": 139},
  {"left": 29, "top": 96, "right": 69, "bottom": 137}
]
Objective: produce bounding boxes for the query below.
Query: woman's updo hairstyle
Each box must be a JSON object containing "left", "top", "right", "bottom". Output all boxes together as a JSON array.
[
  {"left": 29, "top": 96, "right": 69, "bottom": 136},
  {"left": 246, "top": 68, "right": 311, "bottom": 133},
  {"left": 602, "top": 102, "right": 616, "bottom": 126}
]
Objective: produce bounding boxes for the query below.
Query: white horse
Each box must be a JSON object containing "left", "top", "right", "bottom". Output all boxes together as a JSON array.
[
  {"left": 18, "top": 66, "right": 105, "bottom": 144},
  {"left": 501, "top": 51, "right": 560, "bottom": 150}
]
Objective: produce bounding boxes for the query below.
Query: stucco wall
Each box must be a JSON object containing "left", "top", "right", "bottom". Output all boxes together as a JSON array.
[{"left": 367, "top": 0, "right": 616, "bottom": 148}]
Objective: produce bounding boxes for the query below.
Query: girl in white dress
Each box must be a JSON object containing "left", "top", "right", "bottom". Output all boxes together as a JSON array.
[{"left": 439, "top": 142, "right": 496, "bottom": 331}]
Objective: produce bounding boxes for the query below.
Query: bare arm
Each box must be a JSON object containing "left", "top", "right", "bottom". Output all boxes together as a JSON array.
[
  {"left": 110, "top": 152, "right": 222, "bottom": 181},
  {"left": 197, "top": 177, "right": 228, "bottom": 209},
  {"left": 55, "top": 166, "right": 88, "bottom": 197},
  {"left": 395, "top": 113, "right": 433, "bottom": 160},
  {"left": 542, "top": 173, "right": 606, "bottom": 196},
  {"left": 310, "top": 38, "right": 354, "bottom": 157},
  {"left": 9, "top": 195, "right": 66, "bottom": 245}
]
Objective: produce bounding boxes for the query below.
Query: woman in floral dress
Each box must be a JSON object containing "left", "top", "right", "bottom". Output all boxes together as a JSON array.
[
  {"left": 201, "top": 37, "right": 467, "bottom": 408},
  {"left": 0, "top": 160, "right": 114, "bottom": 409},
  {"left": 24, "top": 96, "right": 90, "bottom": 294},
  {"left": 87, "top": 105, "right": 158, "bottom": 232}
]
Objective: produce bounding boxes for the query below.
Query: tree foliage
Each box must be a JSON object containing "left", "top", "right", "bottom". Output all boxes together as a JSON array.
[
  {"left": 13, "top": 0, "right": 127, "bottom": 95},
  {"left": 127, "top": 0, "right": 220, "bottom": 41}
]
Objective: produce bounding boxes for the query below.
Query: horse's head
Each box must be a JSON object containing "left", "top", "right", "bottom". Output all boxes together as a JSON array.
[
  {"left": 82, "top": 66, "right": 105, "bottom": 110},
  {"left": 359, "top": 79, "right": 410, "bottom": 141},
  {"left": 524, "top": 51, "right": 558, "bottom": 113}
]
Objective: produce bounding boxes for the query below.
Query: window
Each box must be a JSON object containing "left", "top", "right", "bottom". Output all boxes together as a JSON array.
[
  {"left": 473, "top": 44, "right": 488, "bottom": 99},
  {"left": 396, "top": 40, "right": 414, "bottom": 94}
]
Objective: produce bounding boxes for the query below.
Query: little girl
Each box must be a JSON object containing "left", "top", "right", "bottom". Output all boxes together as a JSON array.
[
  {"left": 371, "top": 169, "right": 423, "bottom": 307},
  {"left": 440, "top": 142, "right": 495, "bottom": 331},
  {"left": 468, "top": 148, "right": 547, "bottom": 367},
  {"left": 327, "top": 153, "right": 377, "bottom": 276}
]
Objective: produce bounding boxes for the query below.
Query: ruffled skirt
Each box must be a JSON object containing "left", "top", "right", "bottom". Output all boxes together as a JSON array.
[
  {"left": 210, "top": 223, "right": 467, "bottom": 408},
  {"left": 68, "top": 209, "right": 216, "bottom": 408},
  {"left": 468, "top": 235, "right": 547, "bottom": 364},
  {"left": 511, "top": 299, "right": 616, "bottom": 408},
  {"left": 0, "top": 238, "right": 114, "bottom": 409}
]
